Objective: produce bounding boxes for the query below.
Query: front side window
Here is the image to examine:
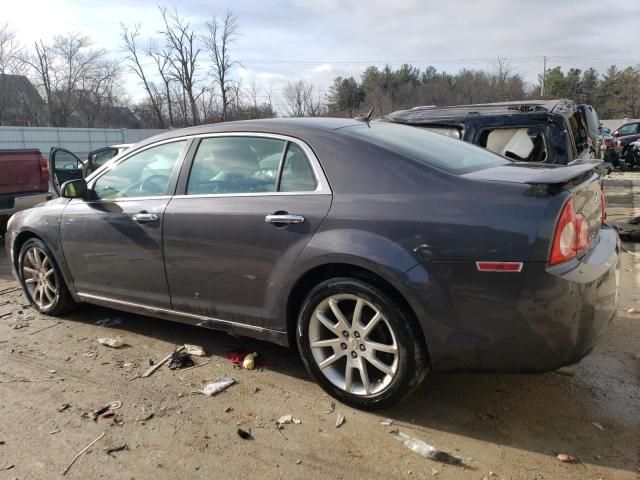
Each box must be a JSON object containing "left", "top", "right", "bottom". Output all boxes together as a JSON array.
[
  {"left": 619, "top": 124, "right": 637, "bottom": 135},
  {"left": 186, "top": 136, "right": 317, "bottom": 194},
  {"left": 480, "top": 127, "right": 547, "bottom": 162},
  {"left": 93, "top": 140, "right": 187, "bottom": 199}
]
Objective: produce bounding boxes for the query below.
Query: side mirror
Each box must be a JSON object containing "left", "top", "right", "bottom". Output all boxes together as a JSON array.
[{"left": 61, "top": 179, "right": 88, "bottom": 199}]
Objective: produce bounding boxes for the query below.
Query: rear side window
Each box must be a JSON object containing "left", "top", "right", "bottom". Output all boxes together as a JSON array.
[
  {"left": 186, "top": 137, "right": 318, "bottom": 195},
  {"left": 479, "top": 127, "right": 547, "bottom": 162},
  {"left": 279, "top": 143, "right": 317, "bottom": 192},
  {"left": 187, "top": 137, "right": 284, "bottom": 194},
  {"left": 341, "top": 122, "right": 508, "bottom": 173}
]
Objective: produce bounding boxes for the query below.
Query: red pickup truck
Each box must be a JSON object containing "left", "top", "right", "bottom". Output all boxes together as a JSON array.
[{"left": 0, "top": 149, "right": 51, "bottom": 232}]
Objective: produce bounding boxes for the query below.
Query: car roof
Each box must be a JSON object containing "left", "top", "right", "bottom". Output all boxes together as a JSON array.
[
  {"left": 387, "top": 98, "right": 577, "bottom": 124},
  {"left": 137, "top": 117, "right": 363, "bottom": 148}
]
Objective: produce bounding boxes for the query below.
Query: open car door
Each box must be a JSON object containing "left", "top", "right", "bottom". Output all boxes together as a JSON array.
[
  {"left": 86, "top": 146, "right": 121, "bottom": 176},
  {"left": 49, "top": 148, "right": 84, "bottom": 196}
]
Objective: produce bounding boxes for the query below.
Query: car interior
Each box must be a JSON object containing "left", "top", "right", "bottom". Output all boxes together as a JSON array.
[{"left": 480, "top": 127, "right": 547, "bottom": 162}]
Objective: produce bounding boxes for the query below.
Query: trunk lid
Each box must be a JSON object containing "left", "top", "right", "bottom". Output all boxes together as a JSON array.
[{"left": 464, "top": 161, "right": 604, "bottom": 259}]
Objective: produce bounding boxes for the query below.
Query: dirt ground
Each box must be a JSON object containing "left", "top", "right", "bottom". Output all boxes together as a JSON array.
[{"left": 0, "top": 174, "right": 638, "bottom": 480}]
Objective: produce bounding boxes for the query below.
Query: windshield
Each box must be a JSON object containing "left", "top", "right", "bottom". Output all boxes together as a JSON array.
[{"left": 340, "top": 122, "right": 510, "bottom": 174}]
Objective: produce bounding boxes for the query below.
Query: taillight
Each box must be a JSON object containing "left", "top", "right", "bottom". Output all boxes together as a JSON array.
[
  {"left": 603, "top": 139, "right": 613, "bottom": 148},
  {"left": 550, "top": 198, "right": 591, "bottom": 265},
  {"left": 39, "top": 157, "right": 49, "bottom": 185}
]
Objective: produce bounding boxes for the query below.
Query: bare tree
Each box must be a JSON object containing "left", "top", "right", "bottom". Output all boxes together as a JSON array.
[
  {"left": 493, "top": 55, "right": 514, "bottom": 101},
  {"left": 159, "top": 7, "right": 201, "bottom": 125},
  {"left": 26, "top": 33, "right": 118, "bottom": 126},
  {"left": 120, "top": 23, "right": 165, "bottom": 128},
  {"left": 281, "top": 80, "right": 325, "bottom": 117},
  {"left": 147, "top": 41, "right": 176, "bottom": 127},
  {"left": 203, "top": 11, "right": 239, "bottom": 122},
  {"left": 0, "top": 24, "right": 24, "bottom": 124}
]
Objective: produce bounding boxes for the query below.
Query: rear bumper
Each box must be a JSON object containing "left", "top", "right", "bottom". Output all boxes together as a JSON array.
[
  {"left": 404, "top": 225, "right": 620, "bottom": 373},
  {"left": 0, "top": 192, "right": 51, "bottom": 217}
]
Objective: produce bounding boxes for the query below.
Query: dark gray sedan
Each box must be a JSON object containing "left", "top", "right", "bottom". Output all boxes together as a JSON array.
[{"left": 5, "top": 118, "right": 620, "bottom": 409}]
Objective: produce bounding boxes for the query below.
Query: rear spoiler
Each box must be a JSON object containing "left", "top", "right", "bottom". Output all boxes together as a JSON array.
[{"left": 523, "top": 163, "right": 597, "bottom": 185}]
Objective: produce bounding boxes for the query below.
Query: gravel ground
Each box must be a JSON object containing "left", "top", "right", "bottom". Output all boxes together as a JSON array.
[{"left": 0, "top": 174, "right": 638, "bottom": 480}]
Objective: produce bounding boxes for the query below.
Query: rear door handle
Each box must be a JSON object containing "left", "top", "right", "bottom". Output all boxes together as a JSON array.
[
  {"left": 265, "top": 214, "right": 305, "bottom": 224},
  {"left": 132, "top": 212, "right": 159, "bottom": 223}
]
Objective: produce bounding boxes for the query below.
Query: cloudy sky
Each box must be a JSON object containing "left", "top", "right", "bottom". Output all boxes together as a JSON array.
[{"left": 3, "top": 0, "right": 640, "bottom": 103}]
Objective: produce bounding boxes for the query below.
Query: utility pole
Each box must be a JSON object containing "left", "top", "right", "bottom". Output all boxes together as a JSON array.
[{"left": 541, "top": 56, "right": 547, "bottom": 96}]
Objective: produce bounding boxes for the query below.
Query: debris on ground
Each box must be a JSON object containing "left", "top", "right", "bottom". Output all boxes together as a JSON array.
[
  {"left": 94, "top": 317, "right": 123, "bottom": 327},
  {"left": 628, "top": 308, "right": 638, "bottom": 314},
  {"left": 135, "top": 411, "right": 154, "bottom": 423},
  {"left": 390, "top": 430, "right": 462, "bottom": 465},
  {"left": 276, "top": 415, "right": 301, "bottom": 427},
  {"left": 167, "top": 351, "right": 195, "bottom": 370},
  {"left": 592, "top": 422, "right": 605, "bottom": 431},
  {"left": 556, "top": 453, "right": 577, "bottom": 463},
  {"left": 97, "top": 337, "right": 126, "bottom": 348},
  {"left": 611, "top": 221, "right": 640, "bottom": 242},
  {"left": 237, "top": 428, "right": 252, "bottom": 440},
  {"left": 12, "top": 320, "right": 29, "bottom": 329},
  {"left": 62, "top": 431, "right": 105, "bottom": 475},
  {"left": 104, "top": 443, "right": 128, "bottom": 456},
  {"left": 226, "top": 351, "right": 273, "bottom": 368},
  {"left": 335, "top": 412, "right": 346, "bottom": 428},
  {"left": 183, "top": 344, "right": 206, "bottom": 356},
  {"left": 200, "top": 377, "right": 235, "bottom": 396},
  {"left": 243, "top": 352, "right": 257, "bottom": 370},
  {"left": 91, "top": 401, "right": 122, "bottom": 421},
  {"left": 58, "top": 403, "right": 71, "bottom": 412},
  {"left": 142, "top": 346, "right": 184, "bottom": 378},
  {"left": 321, "top": 402, "right": 336, "bottom": 414},
  {"left": 380, "top": 418, "right": 394, "bottom": 426}
]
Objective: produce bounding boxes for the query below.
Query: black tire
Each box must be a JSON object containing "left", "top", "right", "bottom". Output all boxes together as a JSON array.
[
  {"left": 296, "top": 277, "right": 428, "bottom": 410},
  {"left": 18, "top": 238, "right": 76, "bottom": 316}
]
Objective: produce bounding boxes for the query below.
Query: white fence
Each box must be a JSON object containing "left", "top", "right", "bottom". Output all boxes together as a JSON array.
[{"left": 0, "top": 127, "right": 167, "bottom": 158}]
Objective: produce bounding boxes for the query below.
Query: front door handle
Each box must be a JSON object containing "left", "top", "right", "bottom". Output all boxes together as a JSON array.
[
  {"left": 265, "top": 214, "right": 305, "bottom": 224},
  {"left": 132, "top": 212, "right": 159, "bottom": 223}
]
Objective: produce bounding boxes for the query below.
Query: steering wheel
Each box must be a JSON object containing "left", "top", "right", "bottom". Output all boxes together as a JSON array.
[{"left": 138, "top": 174, "right": 169, "bottom": 195}]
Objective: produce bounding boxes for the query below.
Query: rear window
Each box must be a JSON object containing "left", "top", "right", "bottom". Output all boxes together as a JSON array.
[{"left": 340, "top": 122, "right": 509, "bottom": 173}]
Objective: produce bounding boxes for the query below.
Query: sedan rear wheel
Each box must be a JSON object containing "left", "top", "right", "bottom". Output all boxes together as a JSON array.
[
  {"left": 18, "top": 238, "right": 75, "bottom": 315},
  {"left": 297, "top": 277, "right": 428, "bottom": 409}
]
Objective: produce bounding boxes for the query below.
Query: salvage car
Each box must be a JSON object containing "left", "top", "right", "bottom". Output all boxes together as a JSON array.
[
  {"left": 611, "top": 121, "right": 640, "bottom": 138},
  {"left": 5, "top": 118, "right": 620, "bottom": 408},
  {"left": 614, "top": 133, "right": 640, "bottom": 166},
  {"left": 385, "top": 99, "right": 600, "bottom": 168}
]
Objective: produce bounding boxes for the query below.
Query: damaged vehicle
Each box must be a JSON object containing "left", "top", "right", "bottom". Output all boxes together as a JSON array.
[
  {"left": 5, "top": 119, "right": 619, "bottom": 409},
  {"left": 385, "top": 99, "right": 604, "bottom": 169}
]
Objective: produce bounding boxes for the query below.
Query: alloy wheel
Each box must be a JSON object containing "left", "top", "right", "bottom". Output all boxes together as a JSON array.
[
  {"left": 308, "top": 293, "right": 399, "bottom": 396},
  {"left": 22, "top": 247, "right": 58, "bottom": 310}
]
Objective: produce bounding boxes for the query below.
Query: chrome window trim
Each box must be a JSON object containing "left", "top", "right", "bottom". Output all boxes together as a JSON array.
[
  {"left": 88, "top": 132, "right": 332, "bottom": 199},
  {"left": 184, "top": 132, "right": 331, "bottom": 196}
]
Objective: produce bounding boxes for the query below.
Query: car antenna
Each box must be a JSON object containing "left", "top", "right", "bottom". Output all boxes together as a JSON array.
[{"left": 355, "top": 106, "right": 374, "bottom": 124}]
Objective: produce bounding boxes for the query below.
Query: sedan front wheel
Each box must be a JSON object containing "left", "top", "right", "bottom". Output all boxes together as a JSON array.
[
  {"left": 297, "top": 277, "right": 428, "bottom": 409},
  {"left": 18, "top": 238, "right": 76, "bottom": 315}
]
